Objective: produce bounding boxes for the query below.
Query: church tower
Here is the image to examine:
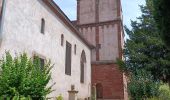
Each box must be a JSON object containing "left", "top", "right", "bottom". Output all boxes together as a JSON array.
[{"left": 75, "top": 0, "right": 128, "bottom": 99}]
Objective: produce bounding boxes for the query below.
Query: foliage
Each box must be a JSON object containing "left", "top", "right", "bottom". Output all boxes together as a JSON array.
[
  {"left": 120, "top": 0, "right": 170, "bottom": 83},
  {"left": 116, "top": 0, "right": 170, "bottom": 99},
  {"left": 0, "top": 52, "right": 54, "bottom": 99},
  {"left": 116, "top": 59, "right": 127, "bottom": 73},
  {"left": 56, "top": 94, "right": 63, "bottom": 100},
  {"left": 153, "top": 0, "right": 170, "bottom": 48},
  {"left": 158, "top": 84, "right": 170, "bottom": 100},
  {"left": 128, "top": 70, "right": 160, "bottom": 100},
  {"left": 0, "top": 95, "right": 32, "bottom": 100},
  {"left": 91, "top": 87, "right": 96, "bottom": 100},
  {"left": 147, "top": 84, "right": 170, "bottom": 100},
  {"left": 91, "top": 94, "right": 96, "bottom": 100}
]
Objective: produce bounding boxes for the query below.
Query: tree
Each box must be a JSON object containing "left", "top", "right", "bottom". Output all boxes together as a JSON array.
[
  {"left": 153, "top": 0, "right": 170, "bottom": 48},
  {"left": 122, "top": 0, "right": 170, "bottom": 84},
  {"left": 0, "top": 52, "right": 54, "bottom": 99}
]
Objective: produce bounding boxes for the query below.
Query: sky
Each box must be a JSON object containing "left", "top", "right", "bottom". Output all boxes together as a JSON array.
[{"left": 54, "top": 0, "right": 146, "bottom": 28}]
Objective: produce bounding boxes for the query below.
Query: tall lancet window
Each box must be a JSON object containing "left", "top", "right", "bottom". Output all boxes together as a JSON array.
[
  {"left": 41, "top": 18, "right": 45, "bottom": 34},
  {"left": 80, "top": 50, "right": 86, "bottom": 83},
  {"left": 65, "top": 41, "right": 72, "bottom": 75},
  {"left": 0, "top": 0, "right": 4, "bottom": 29}
]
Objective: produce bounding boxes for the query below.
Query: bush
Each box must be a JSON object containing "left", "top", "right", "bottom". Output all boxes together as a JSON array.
[
  {"left": 56, "top": 94, "right": 63, "bottom": 100},
  {"left": 128, "top": 70, "right": 160, "bottom": 100},
  {"left": 158, "top": 84, "right": 170, "bottom": 100},
  {"left": 0, "top": 52, "right": 54, "bottom": 99},
  {"left": 147, "top": 84, "right": 170, "bottom": 100}
]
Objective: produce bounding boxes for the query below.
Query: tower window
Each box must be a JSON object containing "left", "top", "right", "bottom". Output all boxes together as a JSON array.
[{"left": 41, "top": 18, "right": 45, "bottom": 34}]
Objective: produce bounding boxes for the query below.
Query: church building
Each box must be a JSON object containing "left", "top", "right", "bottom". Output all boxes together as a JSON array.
[{"left": 0, "top": 0, "right": 127, "bottom": 100}]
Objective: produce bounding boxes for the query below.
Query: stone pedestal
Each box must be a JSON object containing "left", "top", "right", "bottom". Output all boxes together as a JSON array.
[
  {"left": 68, "top": 90, "right": 78, "bottom": 100},
  {"left": 68, "top": 85, "right": 79, "bottom": 100}
]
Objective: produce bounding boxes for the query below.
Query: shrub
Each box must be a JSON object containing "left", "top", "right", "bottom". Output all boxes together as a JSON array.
[
  {"left": 158, "top": 84, "right": 170, "bottom": 100},
  {"left": 128, "top": 70, "right": 160, "bottom": 100},
  {"left": 56, "top": 94, "right": 63, "bottom": 100},
  {"left": 147, "top": 84, "right": 170, "bottom": 100},
  {"left": 0, "top": 52, "right": 54, "bottom": 99}
]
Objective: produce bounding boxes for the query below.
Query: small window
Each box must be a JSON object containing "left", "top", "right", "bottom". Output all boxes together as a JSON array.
[
  {"left": 33, "top": 55, "right": 45, "bottom": 69},
  {"left": 65, "top": 41, "right": 72, "bottom": 75},
  {"left": 74, "top": 44, "right": 76, "bottom": 54},
  {"left": 61, "top": 34, "right": 64, "bottom": 46},
  {"left": 40, "top": 58, "right": 45, "bottom": 69},
  {"left": 41, "top": 18, "right": 45, "bottom": 34}
]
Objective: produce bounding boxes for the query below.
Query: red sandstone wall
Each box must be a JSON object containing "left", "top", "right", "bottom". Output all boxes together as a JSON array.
[
  {"left": 79, "top": 27, "right": 96, "bottom": 61},
  {"left": 92, "top": 64, "right": 124, "bottom": 99},
  {"left": 78, "top": 24, "right": 121, "bottom": 61},
  {"left": 78, "top": 24, "right": 120, "bottom": 61},
  {"left": 77, "top": 0, "right": 122, "bottom": 61},
  {"left": 99, "top": 0, "right": 118, "bottom": 22},
  {"left": 78, "top": 0, "right": 96, "bottom": 24},
  {"left": 123, "top": 74, "right": 128, "bottom": 100},
  {"left": 99, "top": 24, "right": 119, "bottom": 61}
]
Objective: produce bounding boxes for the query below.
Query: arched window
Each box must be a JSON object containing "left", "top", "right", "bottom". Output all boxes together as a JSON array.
[
  {"left": 41, "top": 18, "right": 45, "bottom": 34},
  {"left": 74, "top": 44, "right": 76, "bottom": 54},
  {"left": 80, "top": 50, "right": 86, "bottom": 83},
  {"left": 61, "top": 34, "right": 64, "bottom": 46},
  {"left": 96, "top": 83, "right": 103, "bottom": 99}
]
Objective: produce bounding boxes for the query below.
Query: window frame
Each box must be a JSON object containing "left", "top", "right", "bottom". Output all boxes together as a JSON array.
[
  {"left": 65, "top": 41, "right": 72, "bottom": 76},
  {"left": 80, "top": 50, "right": 86, "bottom": 83},
  {"left": 61, "top": 34, "right": 64, "bottom": 46},
  {"left": 32, "top": 52, "right": 46, "bottom": 70},
  {"left": 74, "top": 44, "right": 77, "bottom": 55},
  {"left": 41, "top": 18, "right": 45, "bottom": 34},
  {"left": 0, "top": 0, "right": 5, "bottom": 31}
]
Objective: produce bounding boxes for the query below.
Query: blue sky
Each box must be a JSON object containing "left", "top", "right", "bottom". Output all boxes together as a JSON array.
[{"left": 54, "top": 0, "right": 146, "bottom": 28}]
